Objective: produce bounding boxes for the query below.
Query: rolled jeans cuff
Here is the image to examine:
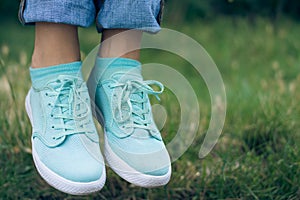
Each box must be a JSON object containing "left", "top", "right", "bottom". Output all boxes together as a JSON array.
[
  {"left": 18, "top": 0, "right": 163, "bottom": 33},
  {"left": 19, "top": 0, "right": 96, "bottom": 27},
  {"left": 96, "top": 0, "right": 163, "bottom": 33}
]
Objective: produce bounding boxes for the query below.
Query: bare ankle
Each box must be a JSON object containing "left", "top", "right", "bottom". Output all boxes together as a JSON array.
[
  {"left": 99, "top": 29, "right": 142, "bottom": 60},
  {"left": 32, "top": 22, "right": 81, "bottom": 68}
]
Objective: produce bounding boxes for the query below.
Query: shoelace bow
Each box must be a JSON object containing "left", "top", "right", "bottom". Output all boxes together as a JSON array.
[
  {"left": 107, "top": 77, "right": 164, "bottom": 135},
  {"left": 37, "top": 75, "right": 92, "bottom": 140}
]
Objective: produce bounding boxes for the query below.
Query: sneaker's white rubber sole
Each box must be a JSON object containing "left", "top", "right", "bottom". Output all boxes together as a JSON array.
[
  {"left": 25, "top": 92, "right": 106, "bottom": 195},
  {"left": 104, "top": 134, "right": 171, "bottom": 188},
  {"left": 91, "top": 100, "right": 171, "bottom": 188}
]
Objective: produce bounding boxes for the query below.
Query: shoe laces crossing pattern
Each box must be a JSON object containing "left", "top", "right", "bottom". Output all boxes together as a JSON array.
[
  {"left": 35, "top": 75, "right": 93, "bottom": 141},
  {"left": 104, "top": 74, "right": 164, "bottom": 138}
]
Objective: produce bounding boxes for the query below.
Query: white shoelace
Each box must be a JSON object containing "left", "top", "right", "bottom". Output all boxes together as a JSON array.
[
  {"left": 36, "top": 75, "right": 93, "bottom": 140},
  {"left": 106, "top": 77, "right": 164, "bottom": 138}
]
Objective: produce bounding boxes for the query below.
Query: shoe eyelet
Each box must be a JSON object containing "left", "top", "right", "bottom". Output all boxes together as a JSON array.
[
  {"left": 51, "top": 126, "right": 54, "bottom": 129},
  {"left": 50, "top": 114, "right": 53, "bottom": 117},
  {"left": 52, "top": 137, "right": 56, "bottom": 139},
  {"left": 45, "top": 93, "right": 48, "bottom": 96}
]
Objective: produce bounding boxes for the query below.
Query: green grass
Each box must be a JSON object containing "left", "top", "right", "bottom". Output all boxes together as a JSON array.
[{"left": 1, "top": 17, "right": 300, "bottom": 199}]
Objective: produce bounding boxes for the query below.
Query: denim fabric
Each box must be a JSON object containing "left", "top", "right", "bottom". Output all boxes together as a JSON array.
[
  {"left": 19, "top": 0, "right": 163, "bottom": 33},
  {"left": 20, "top": 0, "right": 96, "bottom": 27},
  {"left": 96, "top": 0, "right": 162, "bottom": 33}
]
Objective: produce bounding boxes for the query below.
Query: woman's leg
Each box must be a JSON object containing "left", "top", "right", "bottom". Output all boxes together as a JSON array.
[
  {"left": 19, "top": 0, "right": 106, "bottom": 194},
  {"left": 89, "top": 0, "right": 171, "bottom": 188},
  {"left": 32, "top": 22, "right": 80, "bottom": 68},
  {"left": 99, "top": 29, "right": 142, "bottom": 60}
]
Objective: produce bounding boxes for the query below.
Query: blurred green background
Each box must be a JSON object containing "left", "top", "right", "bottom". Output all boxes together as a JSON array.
[{"left": 1, "top": 0, "right": 300, "bottom": 199}]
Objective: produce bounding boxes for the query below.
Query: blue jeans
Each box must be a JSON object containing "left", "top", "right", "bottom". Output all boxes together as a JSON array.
[{"left": 18, "top": 0, "right": 163, "bottom": 33}]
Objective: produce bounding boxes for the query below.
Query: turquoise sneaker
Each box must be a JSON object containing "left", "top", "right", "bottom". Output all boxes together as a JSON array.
[
  {"left": 25, "top": 73, "right": 106, "bottom": 195},
  {"left": 88, "top": 58, "right": 171, "bottom": 187}
]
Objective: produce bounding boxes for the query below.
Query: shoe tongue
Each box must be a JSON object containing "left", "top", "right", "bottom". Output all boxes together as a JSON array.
[
  {"left": 95, "top": 57, "right": 142, "bottom": 82},
  {"left": 30, "top": 62, "right": 82, "bottom": 88},
  {"left": 50, "top": 79, "right": 76, "bottom": 129},
  {"left": 109, "top": 66, "right": 144, "bottom": 115},
  {"left": 111, "top": 69, "right": 150, "bottom": 137},
  {"left": 48, "top": 76, "right": 84, "bottom": 130},
  {"left": 110, "top": 67, "right": 143, "bottom": 83},
  {"left": 33, "top": 72, "right": 82, "bottom": 89}
]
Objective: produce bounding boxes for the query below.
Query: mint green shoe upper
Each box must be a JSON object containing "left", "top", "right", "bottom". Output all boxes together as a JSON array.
[
  {"left": 29, "top": 74, "right": 104, "bottom": 182},
  {"left": 88, "top": 58, "right": 171, "bottom": 176}
]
